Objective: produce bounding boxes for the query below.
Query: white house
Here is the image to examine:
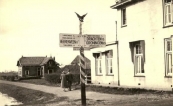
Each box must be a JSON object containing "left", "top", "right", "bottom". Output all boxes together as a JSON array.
[{"left": 91, "top": 0, "right": 173, "bottom": 91}]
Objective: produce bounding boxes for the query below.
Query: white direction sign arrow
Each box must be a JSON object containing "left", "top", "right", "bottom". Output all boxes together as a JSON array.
[
  {"left": 84, "top": 34, "right": 106, "bottom": 48},
  {"left": 59, "top": 33, "right": 80, "bottom": 47}
]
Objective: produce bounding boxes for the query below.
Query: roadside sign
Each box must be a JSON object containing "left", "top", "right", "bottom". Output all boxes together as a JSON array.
[
  {"left": 84, "top": 34, "right": 106, "bottom": 48},
  {"left": 59, "top": 33, "right": 106, "bottom": 49},
  {"left": 59, "top": 33, "right": 80, "bottom": 47},
  {"left": 73, "top": 47, "right": 90, "bottom": 51}
]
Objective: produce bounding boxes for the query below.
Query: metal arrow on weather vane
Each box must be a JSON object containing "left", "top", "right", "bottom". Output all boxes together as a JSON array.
[{"left": 75, "top": 12, "right": 87, "bottom": 22}]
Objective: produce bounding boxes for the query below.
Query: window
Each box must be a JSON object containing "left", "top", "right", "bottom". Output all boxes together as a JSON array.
[
  {"left": 165, "top": 38, "right": 172, "bottom": 76},
  {"left": 25, "top": 70, "right": 29, "bottom": 75},
  {"left": 129, "top": 40, "right": 145, "bottom": 76},
  {"left": 37, "top": 68, "right": 41, "bottom": 76},
  {"left": 121, "top": 8, "right": 127, "bottom": 26},
  {"left": 49, "top": 61, "right": 52, "bottom": 66},
  {"left": 95, "top": 53, "right": 102, "bottom": 75},
  {"left": 105, "top": 50, "right": 113, "bottom": 75},
  {"left": 134, "top": 44, "right": 144, "bottom": 75},
  {"left": 48, "top": 69, "right": 53, "bottom": 74},
  {"left": 164, "top": 0, "right": 173, "bottom": 26}
]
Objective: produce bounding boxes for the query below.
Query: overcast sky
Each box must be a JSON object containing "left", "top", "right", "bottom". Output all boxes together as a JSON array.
[{"left": 0, "top": 0, "right": 116, "bottom": 72}]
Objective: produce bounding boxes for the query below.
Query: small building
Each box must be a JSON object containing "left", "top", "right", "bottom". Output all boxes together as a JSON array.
[
  {"left": 17, "top": 56, "right": 60, "bottom": 78},
  {"left": 71, "top": 55, "right": 91, "bottom": 75},
  {"left": 91, "top": 42, "right": 118, "bottom": 85}
]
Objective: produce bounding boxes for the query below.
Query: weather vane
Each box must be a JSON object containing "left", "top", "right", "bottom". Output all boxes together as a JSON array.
[{"left": 75, "top": 12, "right": 87, "bottom": 22}]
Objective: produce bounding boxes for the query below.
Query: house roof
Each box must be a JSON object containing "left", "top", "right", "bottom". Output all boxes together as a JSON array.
[
  {"left": 71, "top": 55, "right": 91, "bottom": 69},
  {"left": 60, "top": 64, "right": 91, "bottom": 75},
  {"left": 17, "top": 56, "right": 59, "bottom": 66}
]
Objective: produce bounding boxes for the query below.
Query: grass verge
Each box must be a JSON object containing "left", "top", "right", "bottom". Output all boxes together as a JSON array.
[
  {"left": 0, "top": 83, "right": 67, "bottom": 105},
  {"left": 18, "top": 78, "right": 61, "bottom": 87},
  {"left": 85, "top": 85, "right": 173, "bottom": 95}
]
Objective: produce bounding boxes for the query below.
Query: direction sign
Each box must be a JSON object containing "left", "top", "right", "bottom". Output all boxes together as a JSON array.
[
  {"left": 59, "top": 33, "right": 80, "bottom": 47},
  {"left": 84, "top": 34, "right": 106, "bottom": 48},
  {"left": 59, "top": 33, "right": 106, "bottom": 48}
]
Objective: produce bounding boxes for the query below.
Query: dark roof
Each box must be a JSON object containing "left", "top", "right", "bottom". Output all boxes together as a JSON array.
[
  {"left": 71, "top": 55, "right": 91, "bottom": 69},
  {"left": 17, "top": 56, "right": 59, "bottom": 66},
  {"left": 60, "top": 64, "right": 91, "bottom": 75}
]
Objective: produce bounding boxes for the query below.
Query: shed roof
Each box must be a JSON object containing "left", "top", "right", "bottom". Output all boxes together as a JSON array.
[{"left": 71, "top": 55, "right": 91, "bottom": 69}]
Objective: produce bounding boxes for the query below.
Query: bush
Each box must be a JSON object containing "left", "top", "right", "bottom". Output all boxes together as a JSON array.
[
  {"left": 45, "top": 73, "right": 61, "bottom": 84},
  {"left": 6, "top": 75, "right": 15, "bottom": 81},
  {"left": 0, "top": 75, "right": 15, "bottom": 81},
  {"left": 18, "top": 76, "right": 41, "bottom": 80},
  {"left": 45, "top": 73, "right": 80, "bottom": 85}
]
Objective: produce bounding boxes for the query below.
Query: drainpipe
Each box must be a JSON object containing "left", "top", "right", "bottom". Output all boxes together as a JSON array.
[{"left": 116, "top": 21, "right": 120, "bottom": 86}]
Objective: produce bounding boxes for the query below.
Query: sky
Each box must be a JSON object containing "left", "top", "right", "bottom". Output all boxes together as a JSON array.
[{"left": 0, "top": 0, "right": 116, "bottom": 72}]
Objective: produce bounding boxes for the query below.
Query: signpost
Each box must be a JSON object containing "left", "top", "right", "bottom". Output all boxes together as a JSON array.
[
  {"left": 59, "top": 13, "right": 106, "bottom": 106},
  {"left": 84, "top": 34, "right": 106, "bottom": 48},
  {"left": 59, "top": 33, "right": 80, "bottom": 47}
]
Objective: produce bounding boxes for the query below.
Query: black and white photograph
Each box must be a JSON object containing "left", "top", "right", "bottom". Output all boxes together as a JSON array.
[{"left": 0, "top": 0, "right": 173, "bottom": 106}]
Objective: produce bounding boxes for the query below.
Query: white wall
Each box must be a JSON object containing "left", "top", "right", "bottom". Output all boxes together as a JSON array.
[
  {"left": 91, "top": 44, "right": 118, "bottom": 85},
  {"left": 116, "top": 0, "right": 173, "bottom": 91}
]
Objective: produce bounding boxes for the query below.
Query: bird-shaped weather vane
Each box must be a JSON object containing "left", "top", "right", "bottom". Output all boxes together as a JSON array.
[{"left": 75, "top": 12, "right": 87, "bottom": 22}]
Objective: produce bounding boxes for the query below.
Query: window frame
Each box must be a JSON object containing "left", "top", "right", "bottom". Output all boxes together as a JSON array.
[
  {"left": 134, "top": 42, "right": 145, "bottom": 76},
  {"left": 105, "top": 50, "right": 113, "bottom": 75},
  {"left": 25, "top": 70, "right": 29, "bottom": 75},
  {"left": 163, "top": 0, "right": 173, "bottom": 27},
  {"left": 165, "top": 38, "right": 172, "bottom": 77},
  {"left": 95, "top": 53, "right": 103, "bottom": 75},
  {"left": 121, "top": 8, "right": 127, "bottom": 27},
  {"left": 48, "top": 69, "right": 53, "bottom": 74}
]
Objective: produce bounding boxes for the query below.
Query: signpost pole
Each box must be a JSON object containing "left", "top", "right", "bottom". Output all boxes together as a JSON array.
[
  {"left": 79, "top": 21, "right": 86, "bottom": 106},
  {"left": 80, "top": 46, "right": 86, "bottom": 106},
  {"left": 59, "top": 13, "right": 106, "bottom": 106}
]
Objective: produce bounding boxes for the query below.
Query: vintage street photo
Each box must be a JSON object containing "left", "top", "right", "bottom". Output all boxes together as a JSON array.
[{"left": 0, "top": 0, "right": 173, "bottom": 106}]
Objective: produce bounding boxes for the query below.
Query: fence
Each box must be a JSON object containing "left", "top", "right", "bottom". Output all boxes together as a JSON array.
[{"left": 85, "top": 75, "right": 91, "bottom": 84}]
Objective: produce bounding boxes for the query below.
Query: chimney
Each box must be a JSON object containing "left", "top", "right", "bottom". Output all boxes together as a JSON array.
[{"left": 53, "top": 57, "right": 55, "bottom": 60}]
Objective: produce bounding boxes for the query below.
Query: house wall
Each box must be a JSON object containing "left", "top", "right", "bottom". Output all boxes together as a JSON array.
[
  {"left": 91, "top": 44, "right": 118, "bottom": 85},
  {"left": 116, "top": 0, "right": 173, "bottom": 91},
  {"left": 22, "top": 66, "right": 40, "bottom": 77},
  {"left": 18, "top": 66, "right": 22, "bottom": 77},
  {"left": 43, "top": 60, "right": 59, "bottom": 74}
]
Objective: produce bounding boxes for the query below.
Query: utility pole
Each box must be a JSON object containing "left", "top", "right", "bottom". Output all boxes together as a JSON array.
[{"left": 116, "top": 21, "right": 120, "bottom": 86}]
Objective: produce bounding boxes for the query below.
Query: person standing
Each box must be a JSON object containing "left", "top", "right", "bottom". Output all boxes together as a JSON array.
[
  {"left": 60, "top": 71, "right": 68, "bottom": 92},
  {"left": 66, "top": 70, "right": 73, "bottom": 91}
]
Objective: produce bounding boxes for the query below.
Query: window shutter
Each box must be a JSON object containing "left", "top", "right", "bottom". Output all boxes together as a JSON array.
[
  {"left": 99, "top": 52, "right": 102, "bottom": 59},
  {"left": 109, "top": 50, "right": 113, "bottom": 58},
  {"left": 129, "top": 42, "right": 134, "bottom": 63}
]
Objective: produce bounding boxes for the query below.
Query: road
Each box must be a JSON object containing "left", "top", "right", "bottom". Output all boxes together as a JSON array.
[{"left": 0, "top": 80, "right": 173, "bottom": 106}]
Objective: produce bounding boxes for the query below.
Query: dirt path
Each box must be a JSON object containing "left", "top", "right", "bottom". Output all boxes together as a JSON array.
[
  {"left": 0, "top": 80, "right": 135, "bottom": 101},
  {"left": 0, "top": 80, "right": 173, "bottom": 106}
]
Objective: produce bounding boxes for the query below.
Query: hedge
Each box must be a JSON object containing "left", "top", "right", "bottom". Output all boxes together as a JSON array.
[
  {"left": 0, "top": 75, "right": 16, "bottom": 81},
  {"left": 18, "top": 76, "right": 41, "bottom": 80},
  {"left": 45, "top": 73, "right": 80, "bottom": 84},
  {"left": 45, "top": 73, "right": 61, "bottom": 84}
]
